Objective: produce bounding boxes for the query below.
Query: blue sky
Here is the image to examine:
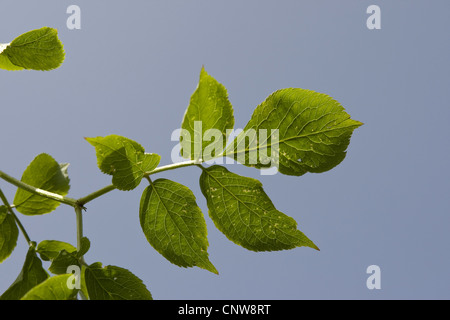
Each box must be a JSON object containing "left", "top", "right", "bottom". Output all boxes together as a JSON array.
[{"left": 1, "top": 0, "right": 449, "bottom": 299}]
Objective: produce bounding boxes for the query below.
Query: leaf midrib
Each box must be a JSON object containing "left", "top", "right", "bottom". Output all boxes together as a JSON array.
[{"left": 225, "top": 121, "right": 361, "bottom": 157}]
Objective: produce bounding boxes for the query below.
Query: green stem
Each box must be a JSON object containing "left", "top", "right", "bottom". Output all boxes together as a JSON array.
[
  {"left": 0, "top": 188, "right": 32, "bottom": 245},
  {"left": 0, "top": 170, "right": 78, "bottom": 207},
  {"left": 196, "top": 163, "right": 206, "bottom": 171},
  {"left": 74, "top": 205, "right": 85, "bottom": 264},
  {"left": 11, "top": 210, "right": 32, "bottom": 246},
  {"left": 144, "top": 159, "right": 202, "bottom": 176},
  {"left": 77, "top": 159, "right": 202, "bottom": 206},
  {"left": 76, "top": 184, "right": 116, "bottom": 207},
  {"left": 75, "top": 205, "right": 87, "bottom": 301},
  {"left": 1, "top": 159, "right": 203, "bottom": 210}
]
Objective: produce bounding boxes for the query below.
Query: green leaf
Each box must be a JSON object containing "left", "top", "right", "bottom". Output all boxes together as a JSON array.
[
  {"left": 199, "top": 165, "right": 319, "bottom": 252},
  {"left": 180, "top": 67, "right": 234, "bottom": 160},
  {"left": 0, "top": 206, "right": 19, "bottom": 263},
  {"left": 0, "top": 43, "right": 24, "bottom": 71},
  {"left": 36, "top": 240, "right": 77, "bottom": 261},
  {"left": 21, "top": 274, "right": 77, "bottom": 300},
  {"left": 36, "top": 239, "right": 89, "bottom": 275},
  {"left": 0, "top": 244, "right": 49, "bottom": 300},
  {"left": 48, "top": 249, "right": 80, "bottom": 275},
  {"left": 84, "top": 262, "right": 152, "bottom": 300},
  {"left": 226, "top": 88, "right": 362, "bottom": 175},
  {"left": 140, "top": 179, "right": 218, "bottom": 274},
  {"left": 0, "top": 27, "right": 65, "bottom": 71},
  {"left": 36, "top": 240, "right": 79, "bottom": 275},
  {"left": 77, "top": 237, "right": 90, "bottom": 258},
  {"left": 86, "top": 135, "right": 161, "bottom": 191},
  {"left": 13, "top": 153, "right": 70, "bottom": 215}
]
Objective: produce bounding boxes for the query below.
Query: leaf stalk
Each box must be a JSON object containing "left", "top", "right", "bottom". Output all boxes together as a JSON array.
[
  {"left": 0, "top": 170, "right": 78, "bottom": 207},
  {"left": 0, "top": 188, "right": 32, "bottom": 245}
]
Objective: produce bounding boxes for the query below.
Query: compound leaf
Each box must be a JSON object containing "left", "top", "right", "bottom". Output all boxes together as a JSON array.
[
  {"left": 21, "top": 274, "right": 77, "bottom": 300},
  {"left": 84, "top": 262, "right": 152, "bottom": 300},
  {"left": 226, "top": 88, "right": 362, "bottom": 175},
  {"left": 13, "top": 154, "right": 70, "bottom": 215},
  {"left": 0, "top": 244, "right": 49, "bottom": 300},
  {"left": 140, "top": 179, "right": 217, "bottom": 274},
  {"left": 86, "top": 135, "right": 160, "bottom": 191},
  {"left": 180, "top": 67, "right": 234, "bottom": 160},
  {"left": 199, "top": 165, "right": 319, "bottom": 252},
  {"left": 0, "top": 206, "right": 19, "bottom": 263},
  {"left": 0, "top": 27, "right": 65, "bottom": 71}
]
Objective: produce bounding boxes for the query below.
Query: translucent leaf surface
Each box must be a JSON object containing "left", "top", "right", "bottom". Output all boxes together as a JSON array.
[
  {"left": 0, "top": 27, "right": 64, "bottom": 71},
  {"left": 180, "top": 67, "right": 234, "bottom": 160},
  {"left": 200, "top": 165, "right": 319, "bottom": 251},
  {"left": 0, "top": 245, "right": 49, "bottom": 300},
  {"left": 140, "top": 179, "right": 218, "bottom": 274},
  {"left": 13, "top": 154, "right": 70, "bottom": 215},
  {"left": 0, "top": 206, "right": 18, "bottom": 263},
  {"left": 84, "top": 262, "right": 152, "bottom": 300},
  {"left": 227, "top": 88, "right": 362, "bottom": 175},
  {"left": 48, "top": 249, "right": 79, "bottom": 275},
  {"left": 21, "top": 274, "right": 77, "bottom": 300},
  {"left": 86, "top": 135, "right": 160, "bottom": 191}
]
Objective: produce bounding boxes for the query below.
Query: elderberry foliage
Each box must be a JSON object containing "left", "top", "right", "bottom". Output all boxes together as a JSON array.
[{"left": 0, "top": 27, "right": 362, "bottom": 300}]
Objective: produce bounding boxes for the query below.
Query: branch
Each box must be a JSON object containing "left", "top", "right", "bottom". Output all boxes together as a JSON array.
[
  {"left": 74, "top": 205, "right": 86, "bottom": 264},
  {"left": 0, "top": 170, "right": 78, "bottom": 207},
  {"left": 0, "top": 188, "right": 32, "bottom": 245},
  {"left": 77, "top": 159, "right": 202, "bottom": 206}
]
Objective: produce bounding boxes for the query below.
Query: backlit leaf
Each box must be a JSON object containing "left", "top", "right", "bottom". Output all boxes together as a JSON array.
[
  {"left": 86, "top": 135, "right": 160, "bottom": 191},
  {"left": 85, "top": 262, "right": 152, "bottom": 300},
  {"left": 36, "top": 240, "right": 77, "bottom": 261},
  {"left": 0, "top": 244, "right": 49, "bottom": 300},
  {"left": 77, "top": 237, "right": 90, "bottom": 258},
  {"left": 0, "top": 27, "right": 64, "bottom": 71},
  {"left": 140, "top": 179, "right": 217, "bottom": 274},
  {"left": 0, "top": 206, "right": 19, "bottom": 263},
  {"left": 21, "top": 274, "right": 77, "bottom": 300},
  {"left": 226, "top": 88, "right": 362, "bottom": 175},
  {"left": 13, "top": 154, "right": 70, "bottom": 215},
  {"left": 200, "top": 165, "right": 319, "bottom": 251},
  {"left": 48, "top": 249, "right": 79, "bottom": 275},
  {"left": 180, "top": 67, "right": 234, "bottom": 160},
  {"left": 36, "top": 239, "right": 89, "bottom": 275}
]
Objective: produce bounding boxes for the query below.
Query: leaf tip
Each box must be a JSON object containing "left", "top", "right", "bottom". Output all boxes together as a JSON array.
[
  {"left": 84, "top": 137, "right": 95, "bottom": 145},
  {"left": 200, "top": 65, "right": 208, "bottom": 78},
  {"left": 308, "top": 241, "right": 320, "bottom": 251},
  {"left": 209, "top": 264, "right": 219, "bottom": 275}
]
